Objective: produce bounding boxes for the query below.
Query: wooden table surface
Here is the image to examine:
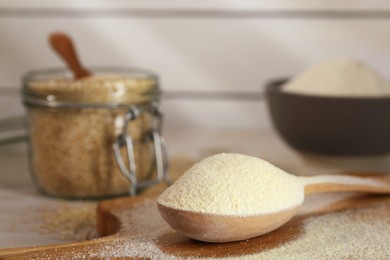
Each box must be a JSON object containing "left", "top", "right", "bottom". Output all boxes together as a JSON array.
[{"left": 1, "top": 127, "right": 390, "bottom": 249}]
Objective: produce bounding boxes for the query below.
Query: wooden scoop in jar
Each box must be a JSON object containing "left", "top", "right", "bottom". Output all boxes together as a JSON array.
[{"left": 49, "top": 32, "right": 90, "bottom": 79}]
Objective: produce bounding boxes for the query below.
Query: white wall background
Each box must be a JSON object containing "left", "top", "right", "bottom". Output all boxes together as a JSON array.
[{"left": 1, "top": 0, "right": 390, "bottom": 130}]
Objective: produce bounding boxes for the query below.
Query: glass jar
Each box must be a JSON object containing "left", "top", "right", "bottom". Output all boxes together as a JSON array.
[{"left": 22, "top": 67, "right": 171, "bottom": 199}]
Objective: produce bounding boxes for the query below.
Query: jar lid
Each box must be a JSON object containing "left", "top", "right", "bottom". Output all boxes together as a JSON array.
[{"left": 23, "top": 67, "right": 160, "bottom": 107}]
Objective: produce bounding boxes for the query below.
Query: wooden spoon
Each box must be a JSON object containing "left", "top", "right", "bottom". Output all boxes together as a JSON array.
[
  {"left": 49, "top": 32, "right": 90, "bottom": 79},
  {"left": 157, "top": 173, "right": 390, "bottom": 243}
]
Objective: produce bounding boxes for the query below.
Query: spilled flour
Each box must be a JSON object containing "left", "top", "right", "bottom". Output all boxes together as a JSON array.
[
  {"left": 232, "top": 202, "right": 390, "bottom": 259},
  {"left": 73, "top": 200, "right": 177, "bottom": 260},
  {"left": 56, "top": 197, "right": 390, "bottom": 259},
  {"left": 37, "top": 202, "right": 98, "bottom": 241}
]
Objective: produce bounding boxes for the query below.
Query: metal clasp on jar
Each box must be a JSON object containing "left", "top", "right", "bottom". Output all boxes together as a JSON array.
[{"left": 113, "top": 103, "right": 172, "bottom": 195}]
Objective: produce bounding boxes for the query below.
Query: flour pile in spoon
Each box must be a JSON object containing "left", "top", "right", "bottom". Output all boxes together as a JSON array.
[{"left": 158, "top": 153, "right": 304, "bottom": 216}]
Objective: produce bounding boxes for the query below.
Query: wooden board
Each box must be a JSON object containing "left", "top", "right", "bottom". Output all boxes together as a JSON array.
[{"left": 0, "top": 193, "right": 390, "bottom": 259}]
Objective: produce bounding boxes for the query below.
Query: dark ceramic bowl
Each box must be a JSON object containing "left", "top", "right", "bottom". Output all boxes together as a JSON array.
[{"left": 266, "top": 79, "right": 390, "bottom": 156}]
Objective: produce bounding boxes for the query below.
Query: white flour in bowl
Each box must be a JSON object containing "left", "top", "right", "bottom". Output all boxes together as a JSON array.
[
  {"left": 283, "top": 58, "right": 390, "bottom": 97},
  {"left": 157, "top": 153, "right": 304, "bottom": 216}
]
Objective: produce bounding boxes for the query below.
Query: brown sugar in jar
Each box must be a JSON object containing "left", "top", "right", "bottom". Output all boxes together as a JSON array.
[{"left": 23, "top": 68, "right": 171, "bottom": 199}]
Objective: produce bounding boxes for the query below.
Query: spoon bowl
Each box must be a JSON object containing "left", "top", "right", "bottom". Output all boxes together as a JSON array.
[{"left": 158, "top": 203, "right": 300, "bottom": 243}]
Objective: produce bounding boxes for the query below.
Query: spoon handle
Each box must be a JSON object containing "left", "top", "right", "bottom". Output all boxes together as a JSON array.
[
  {"left": 301, "top": 173, "right": 390, "bottom": 195},
  {"left": 49, "top": 32, "right": 90, "bottom": 79}
]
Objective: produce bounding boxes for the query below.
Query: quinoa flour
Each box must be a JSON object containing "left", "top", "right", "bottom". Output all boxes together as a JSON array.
[
  {"left": 283, "top": 58, "right": 390, "bottom": 97},
  {"left": 158, "top": 153, "right": 304, "bottom": 216}
]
